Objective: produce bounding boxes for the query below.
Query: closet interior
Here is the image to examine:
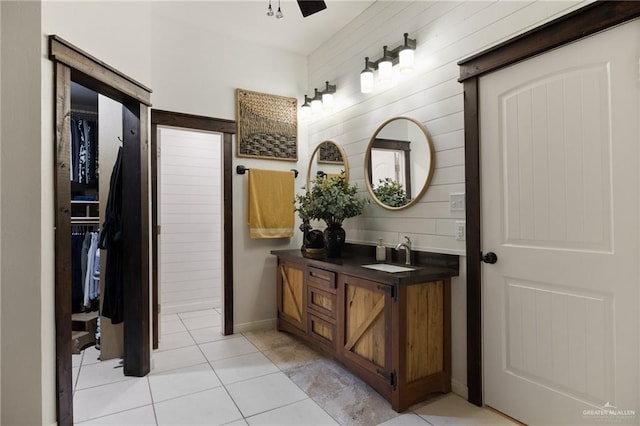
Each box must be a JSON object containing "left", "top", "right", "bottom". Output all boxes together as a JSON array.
[{"left": 70, "top": 81, "right": 124, "bottom": 362}]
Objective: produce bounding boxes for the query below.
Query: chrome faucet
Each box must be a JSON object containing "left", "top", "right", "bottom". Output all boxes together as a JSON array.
[{"left": 395, "top": 236, "right": 412, "bottom": 265}]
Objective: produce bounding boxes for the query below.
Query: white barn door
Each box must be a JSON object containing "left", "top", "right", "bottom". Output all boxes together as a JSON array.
[
  {"left": 159, "top": 127, "right": 223, "bottom": 315},
  {"left": 480, "top": 21, "right": 639, "bottom": 425}
]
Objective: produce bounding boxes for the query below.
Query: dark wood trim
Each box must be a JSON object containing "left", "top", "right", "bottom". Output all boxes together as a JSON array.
[
  {"left": 151, "top": 109, "right": 236, "bottom": 134},
  {"left": 223, "top": 132, "right": 234, "bottom": 335},
  {"left": 457, "top": 0, "right": 640, "bottom": 408},
  {"left": 150, "top": 109, "right": 236, "bottom": 337},
  {"left": 54, "top": 62, "right": 74, "bottom": 426},
  {"left": 50, "top": 35, "right": 152, "bottom": 424},
  {"left": 458, "top": 1, "right": 640, "bottom": 81},
  {"left": 49, "top": 35, "right": 152, "bottom": 106},
  {"left": 122, "top": 103, "right": 151, "bottom": 376},
  {"left": 463, "top": 78, "right": 482, "bottom": 407},
  {"left": 151, "top": 122, "right": 159, "bottom": 349},
  {"left": 372, "top": 138, "right": 411, "bottom": 152}
]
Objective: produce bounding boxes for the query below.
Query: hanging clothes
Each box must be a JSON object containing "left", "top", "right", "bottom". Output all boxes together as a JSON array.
[
  {"left": 70, "top": 118, "right": 98, "bottom": 184},
  {"left": 72, "top": 229, "right": 100, "bottom": 313},
  {"left": 83, "top": 232, "right": 100, "bottom": 309},
  {"left": 100, "top": 146, "right": 124, "bottom": 324},
  {"left": 71, "top": 232, "right": 86, "bottom": 313}
]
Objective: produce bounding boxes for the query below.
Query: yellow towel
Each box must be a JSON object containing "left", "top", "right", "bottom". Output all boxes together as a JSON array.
[{"left": 248, "top": 169, "right": 295, "bottom": 239}]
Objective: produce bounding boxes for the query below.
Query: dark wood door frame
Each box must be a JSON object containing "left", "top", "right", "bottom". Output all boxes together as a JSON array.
[
  {"left": 150, "top": 109, "right": 236, "bottom": 348},
  {"left": 457, "top": 1, "right": 640, "bottom": 407},
  {"left": 49, "top": 36, "right": 152, "bottom": 425}
]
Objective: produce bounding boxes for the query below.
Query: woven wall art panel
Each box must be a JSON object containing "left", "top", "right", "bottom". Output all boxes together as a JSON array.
[
  {"left": 318, "top": 141, "right": 344, "bottom": 164},
  {"left": 236, "top": 88, "right": 298, "bottom": 161}
]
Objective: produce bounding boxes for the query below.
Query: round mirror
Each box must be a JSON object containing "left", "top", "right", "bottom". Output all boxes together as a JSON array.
[
  {"left": 307, "top": 140, "right": 349, "bottom": 189},
  {"left": 364, "top": 117, "right": 435, "bottom": 210}
]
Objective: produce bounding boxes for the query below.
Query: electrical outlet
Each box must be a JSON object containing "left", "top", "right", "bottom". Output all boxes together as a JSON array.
[
  {"left": 450, "top": 193, "right": 465, "bottom": 211},
  {"left": 456, "top": 221, "right": 466, "bottom": 241}
]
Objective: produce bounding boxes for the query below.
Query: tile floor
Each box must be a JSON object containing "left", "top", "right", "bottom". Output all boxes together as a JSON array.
[{"left": 73, "top": 309, "right": 517, "bottom": 425}]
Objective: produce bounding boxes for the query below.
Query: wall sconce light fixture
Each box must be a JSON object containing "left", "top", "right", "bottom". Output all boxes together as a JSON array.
[
  {"left": 360, "top": 33, "right": 416, "bottom": 93},
  {"left": 321, "top": 81, "right": 335, "bottom": 112},
  {"left": 300, "top": 81, "right": 336, "bottom": 117},
  {"left": 311, "top": 88, "right": 323, "bottom": 114},
  {"left": 300, "top": 95, "right": 312, "bottom": 119},
  {"left": 399, "top": 33, "right": 415, "bottom": 74},
  {"left": 360, "top": 57, "right": 374, "bottom": 94}
]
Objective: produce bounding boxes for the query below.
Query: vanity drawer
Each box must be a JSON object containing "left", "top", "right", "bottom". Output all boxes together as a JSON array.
[
  {"left": 306, "top": 266, "right": 336, "bottom": 292},
  {"left": 308, "top": 313, "right": 336, "bottom": 350},
  {"left": 307, "top": 285, "right": 337, "bottom": 320}
]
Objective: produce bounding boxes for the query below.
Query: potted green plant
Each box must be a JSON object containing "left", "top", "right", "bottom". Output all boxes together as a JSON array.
[
  {"left": 372, "top": 177, "right": 409, "bottom": 207},
  {"left": 295, "top": 172, "right": 367, "bottom": 257}
]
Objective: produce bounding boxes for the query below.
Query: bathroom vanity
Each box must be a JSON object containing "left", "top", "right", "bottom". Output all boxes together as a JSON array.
[{"left": 270, "top": 248, "right": 459, "bottom": 412}]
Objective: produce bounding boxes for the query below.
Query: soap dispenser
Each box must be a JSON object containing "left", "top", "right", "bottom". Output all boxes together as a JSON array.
[{"left": 376, "top": 238, "right": 386, "bottom": 262}]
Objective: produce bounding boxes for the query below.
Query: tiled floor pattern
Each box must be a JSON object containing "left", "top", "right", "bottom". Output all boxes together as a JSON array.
[{"left": 73, "top": 309, "right": 517, "bottom": 425}]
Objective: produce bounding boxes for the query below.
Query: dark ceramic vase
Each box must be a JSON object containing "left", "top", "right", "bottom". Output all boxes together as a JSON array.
[{"left": 324, "top": 223, "right": 346, "bottom": 257}]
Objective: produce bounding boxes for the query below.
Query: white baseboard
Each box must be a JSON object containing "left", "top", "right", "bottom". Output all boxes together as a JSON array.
[
  {"left": 233, "top": 318, "right": 277, "bottom": 334},
  {"left": 451, "top": 378, "right": 469, "bottom": 400}
]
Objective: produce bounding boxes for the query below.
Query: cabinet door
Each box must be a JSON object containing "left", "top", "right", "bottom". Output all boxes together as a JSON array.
[
  {"left": 338, "top": 274, "right": 393, "bottom": 389},
  {"left": 276, "top": 259, "right": 305, "bottom": 331}
]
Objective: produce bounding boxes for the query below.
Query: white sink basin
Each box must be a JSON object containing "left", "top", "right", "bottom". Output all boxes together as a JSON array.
[{"left": 361, "top": 263, "right": 416, "bottom": 273}]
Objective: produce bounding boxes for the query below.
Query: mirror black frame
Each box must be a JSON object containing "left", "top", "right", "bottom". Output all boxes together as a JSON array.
[
  {"left": 307, "top": 140, "right": 349, "bottom": 189},
  {"left": 364, "top": 116, "right": 435, "bottom": 210}
]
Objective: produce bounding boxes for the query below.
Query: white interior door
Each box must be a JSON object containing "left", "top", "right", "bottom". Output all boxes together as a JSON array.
[
  {"left": 159, "top": 127, "right": 223, "bottom": 315},
  {"left": 481, "top": 21, "right": 640, "bottom": 425}
]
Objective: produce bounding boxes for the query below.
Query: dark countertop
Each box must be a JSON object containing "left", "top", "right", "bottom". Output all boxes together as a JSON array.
[{"left": 271, "top": 248, "right": 459, "bottom": 286}]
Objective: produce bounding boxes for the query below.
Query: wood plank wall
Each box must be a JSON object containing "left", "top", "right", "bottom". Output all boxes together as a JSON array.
[
  {"left": 306, "top": 0, "right": 590, "bottom": 254},
  {"left": 159, "top": 127, "right": 223, "bottom": 314}
]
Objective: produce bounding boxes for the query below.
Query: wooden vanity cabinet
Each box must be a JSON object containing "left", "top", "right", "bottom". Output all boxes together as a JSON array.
[
  {"left": 306, "top": 266, "right": 338, "bottom": 350},
  {"left": 274, "top": 251, "right": 453, "bottom": 412},
  {"left": 337, "top": 274, "right": 394, "bottom": 399},
  {"left": 276, "top": 258, "right": 306, "bottom": 333}
]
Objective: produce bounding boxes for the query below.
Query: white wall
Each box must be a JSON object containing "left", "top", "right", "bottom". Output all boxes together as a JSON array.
[
  {"left": 306, "top": 0, "right": 591, "bottom": 397},
  {"left": 0, "top": 0, "right": 3, "bottom": 419},
  {"left": 42, "top": 1, "right": 153, "bottom": 87},
  {"left": 159, "top": 128, "right": 223, "bottom": 314},
  {"left": 150, "top": 3, "right": 309, "bottom": 331},
  {"left": 1, "top": 2, "right": 46, "bottom": 425}
]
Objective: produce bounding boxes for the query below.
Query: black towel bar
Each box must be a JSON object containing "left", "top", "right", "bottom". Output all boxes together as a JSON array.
[{"left": 236, "top": 165, "right": 298, "bottom": 178}]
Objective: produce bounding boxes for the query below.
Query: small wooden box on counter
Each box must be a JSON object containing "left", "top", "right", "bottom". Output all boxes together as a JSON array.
[{"left": 272, "top": 246, "right": 459, "bottom": 412}]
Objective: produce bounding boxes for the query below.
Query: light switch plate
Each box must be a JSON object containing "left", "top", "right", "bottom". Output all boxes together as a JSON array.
[
  {"left": 456, "top": 221, "right": 466, "bottom": 241},
  {"left": 450, "top": 192, "right": 465, "bottom": 211}
]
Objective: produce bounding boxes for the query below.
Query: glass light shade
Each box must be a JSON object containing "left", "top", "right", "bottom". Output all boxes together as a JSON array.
[
  {"left": 360, "top": 70, "right": 374, "bottom": 93},
  {"left": 311, "top": 98, "right": 323, "bottom": 114},
  {"left": 322, "top": 93, "right": 334, "bottom": 111},
  {"left": 399, "top": 48, "right": 414, "bottom": 74},
  {"left": 300, "top": 104, "right": 311, "bottom": 119},
  {"left": 378, "top": 60, "right": 393, "bottom": 86}
]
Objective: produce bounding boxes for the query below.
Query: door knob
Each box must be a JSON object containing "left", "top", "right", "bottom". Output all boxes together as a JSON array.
[{"left": 481, "top": 252, "right": 498, "bottom": 264}]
